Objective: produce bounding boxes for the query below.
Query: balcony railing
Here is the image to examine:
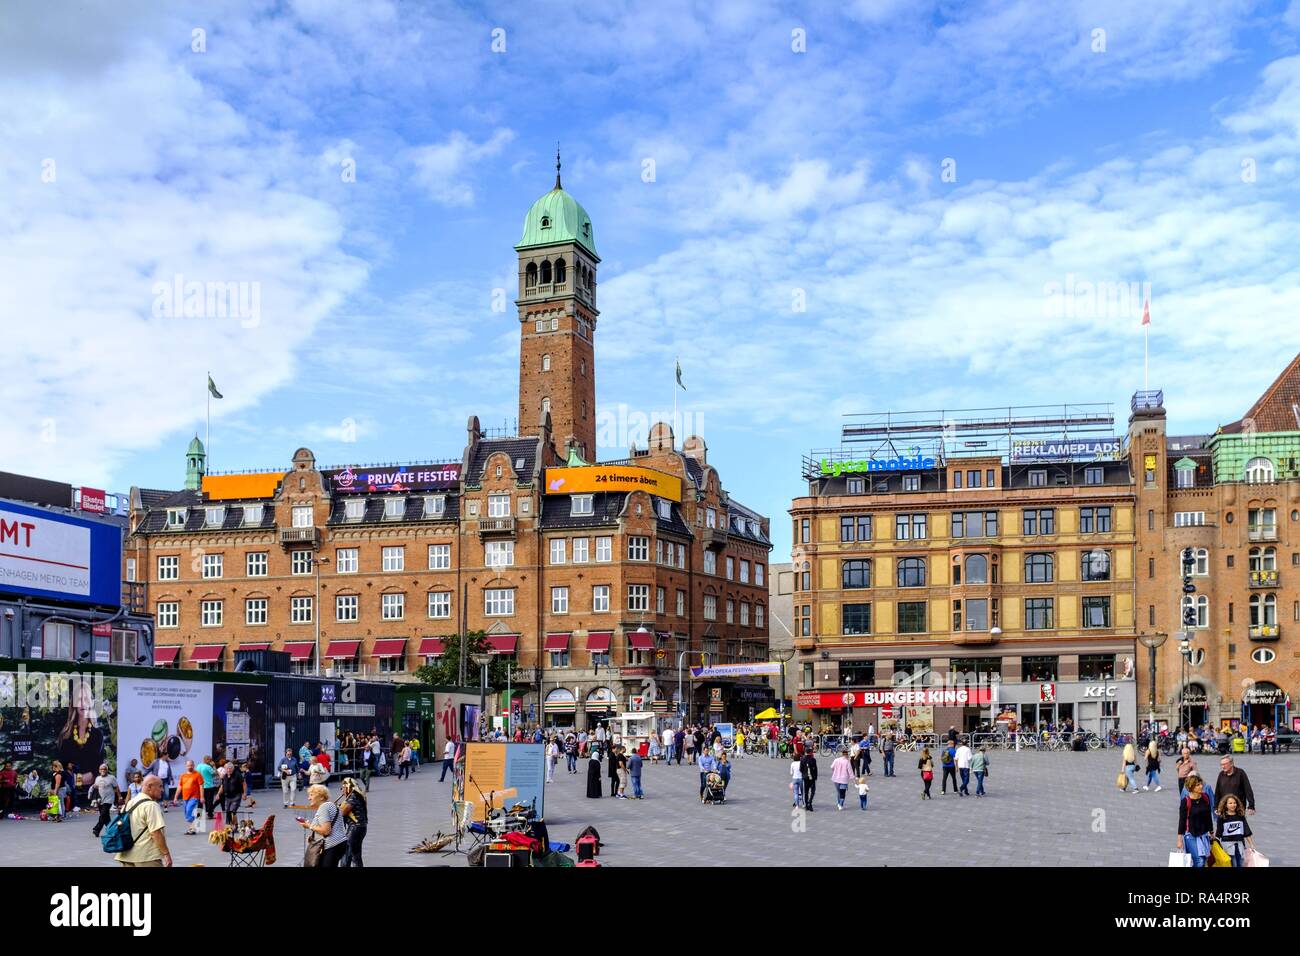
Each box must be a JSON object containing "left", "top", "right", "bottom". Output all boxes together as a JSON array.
[
  {"left": 1247, "top": 527, "right": 1278, "bottom": 542},
  {"left": 1248, "top": 624, "right": 1280, "bottom": 641},
  {"left": 1249, "top": 569, "right": 1279, "bottom": 588},
  {"left": 479, "top": 516, "right": 516, "bottom": 536},
  {"left": 701, "top": 526, "right": 729, "bottom": 550},
  {"left": 279, "top": 527, "right": 320, "bottom": 547}
]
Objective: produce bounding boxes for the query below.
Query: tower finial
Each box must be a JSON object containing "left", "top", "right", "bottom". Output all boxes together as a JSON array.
[{"left": 555, "top": 142, "right": 562, "bottom": 190}]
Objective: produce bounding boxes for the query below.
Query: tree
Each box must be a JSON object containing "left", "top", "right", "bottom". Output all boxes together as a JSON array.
[{"left": 413, "top": 631, "right": 512, "bottom": 689}]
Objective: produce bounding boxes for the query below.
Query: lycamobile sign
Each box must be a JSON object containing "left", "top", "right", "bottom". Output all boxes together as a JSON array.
[{"left": 820, "top": 455, "right": 936, "bottom": 477}]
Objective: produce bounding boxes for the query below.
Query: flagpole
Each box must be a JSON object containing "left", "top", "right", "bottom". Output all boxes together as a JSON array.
[
  {"left": 1143, "top": 324, "right": 1149, "bottom": 392},
  {"left": 206, "top": 370, "right": 211, "bottom": 468},
  {"left": 673, "top": 358, "right": 678, "bottom": 450}
]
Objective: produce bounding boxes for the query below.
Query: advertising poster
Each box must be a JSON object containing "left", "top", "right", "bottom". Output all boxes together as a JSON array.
[
  {"left": 212, "top": 683, "right": 266, "bottom": 780},
  {"left": 462, "top": 703, "right": 481, "bottom": 742},
  {"left": 0, "top": 671, "right": 117, "bottom": 792},
  {"left": 715, "top": 722, "right": 735, "bottom": 749},
  {"left": 904, "top": 706, "right": 934, "bottom": 734},
  {"left": 462, "top": 742, "right": 546, "bottom": 822},
  {"left": 117, "top": 677, "right": 213, "bottom": 787}
]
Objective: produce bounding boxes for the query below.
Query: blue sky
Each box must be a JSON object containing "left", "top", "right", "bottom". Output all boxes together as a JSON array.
[{"left": 5, "top": 0, "right": 1300, "bottom": 561}]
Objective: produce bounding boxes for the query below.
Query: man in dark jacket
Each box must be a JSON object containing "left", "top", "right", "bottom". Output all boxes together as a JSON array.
[
  {"left": 1214, "top": 756, "right": 1256, "bottom": 812},
  {"left": 608, "top": 745, "right": 622, "bottom": 797},
  {"left": 800, "top": 750, "right": 818, "bottom": 811}
]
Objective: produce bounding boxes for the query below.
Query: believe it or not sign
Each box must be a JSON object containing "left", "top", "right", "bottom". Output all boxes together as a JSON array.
[
  {"left": 796, "top": 687, "right": 995, "bottom": 709},
  {"left": 79, "top": 488, "right": 107, "bottom": 514},
  {"left": 544, "top": 465, "right": 682, "bottom": 503},
  {"left": 1010, "top": 438, "right": 1121, "bottom": 463},
  {"left": 0, "top": 500, "right": 122, "bottom": 607},
  {"left": 819, "top": 454, "right": 936, "bottom": 477},
  {"left": 325, "top": 463, "right": 461, "bottom": 494}
]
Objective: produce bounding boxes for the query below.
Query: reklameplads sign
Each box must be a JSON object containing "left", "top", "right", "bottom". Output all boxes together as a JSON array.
[
  {"left": 797, "top": 687, "right": 995, "bottom": 709},
  {"left": 0, "top": 500, "right": 122, "bottom": 606},
  {"left": 1010, "top": 438, "right": 1121, "bottom": 462},
  {"left": 545, "top": 465, "right": 682, "bottom": 503},
  {"left": 819, "top": 454, "right": 936, "bottom": 477}
]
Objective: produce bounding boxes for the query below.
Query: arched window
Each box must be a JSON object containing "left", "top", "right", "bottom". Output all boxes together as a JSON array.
[
  {"left": 586, "top": 266, "right": 594, "bottom": 290},
  {"left": 540, "top": 260, "right": 552, "bottom": 284},
  {"left": 554, "top": 257, "right": 566, "bottom": 284},
  {"left": 1024, "top": 552, "right": 1054, "bottom": 583},
  {"left": 1193, "top": 548, "right": 1209, "bottom": 575},
  {"left": 541, "top": 354, "right": 551, "bottom": 372},
  {"left": 525, "top": 262, "right": 537, "bottom": 288},
  {"left": 896, "top": 557, "right": 926, "bottom": 588},
  {"left": 1181, "top": 594, "right": 1209, "bottom": 628},
  {"left": 1245, "top": 457, "right": 1274, "bottom": 483},
  {"left": 1250, "top": 593, "right": 1277, "bottom": 626},
  {"left": 541, "top": 398, "right": 550, "bottom": 420},
  {"left": 964, "top": 554, "right": 988, "bottom": 584},
  {"left": 1248, "top": 547, "right": 1276, "bottom": 571}
]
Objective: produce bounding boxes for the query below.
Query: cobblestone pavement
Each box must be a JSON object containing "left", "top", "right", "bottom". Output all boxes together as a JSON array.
[{"left": 2, "top": 751, "right": 1294, "bottom": 867}]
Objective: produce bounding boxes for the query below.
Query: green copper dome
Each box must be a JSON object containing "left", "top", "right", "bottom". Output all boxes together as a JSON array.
[
  {"left": 516, "top": 186, "right": 597, "bottom": 257},
  {"left": 187, "top": 435, "right": 206, "bottom": 456}
]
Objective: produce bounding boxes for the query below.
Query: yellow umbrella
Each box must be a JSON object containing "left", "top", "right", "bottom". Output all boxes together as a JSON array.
[{"left": 754, "top": 707, "right": 786, "bottom": 720}]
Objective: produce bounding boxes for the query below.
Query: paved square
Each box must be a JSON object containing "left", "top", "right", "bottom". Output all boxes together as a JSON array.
[{"left": 1, "top": 750, "right": 1292, "bottom": 867}]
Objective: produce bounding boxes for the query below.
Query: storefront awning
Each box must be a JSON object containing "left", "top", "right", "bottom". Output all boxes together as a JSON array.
[
  {"left": 628, "top": 630, "right": 654, "bottom": 650},
  {"left": 154, "top": 646, "right": 181, "bottom": 665},
  {"left": 371, "top": 638, "right": 407, "bottom": 658},
  {"left": 239, "top": 643, "right": 271, "bottom": 652},
  {"left": 190, "top": 644, "right": 225, "bottom": 662},
  {"left": 418, "top": 637, "right": 445, "bottom": 657},
  {"left": 324, "top": 640, "right": 360, "bottom": 659},
  {"left": 284, "top": 641, "right": 315, "bottom": 661},
  {"left": 486, "top": 635, "right": 518, "bottom": 654},
  {"left": 587, "top": 631, "right": 612, "bottom": 652},
  {"left": 544, "top": 632, "right": 571, "bottom": 651}
]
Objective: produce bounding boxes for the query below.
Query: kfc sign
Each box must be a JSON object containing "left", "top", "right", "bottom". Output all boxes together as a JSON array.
[
  {"left": 1082, "top": 684, "right": 1117, "bottom": 698},
  {"left": 1039, "top": 682, "right": 1057, "bottom": 702}
]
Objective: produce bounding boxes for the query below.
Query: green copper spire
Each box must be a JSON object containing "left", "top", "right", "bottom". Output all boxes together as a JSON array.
[
  {"left": 516, "top": 150, "right": 597, "bottom": 257},
  {"left": 185, "top": 435, "right": 206, "bottom": 490}
]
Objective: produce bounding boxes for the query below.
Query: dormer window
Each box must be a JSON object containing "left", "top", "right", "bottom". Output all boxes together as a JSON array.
[
  {"left": 242, "top": 504, "right": 263, "bottom": 526},
  {"left": 205, "top": 506, "right": 225, "bottom": 527},
  {"left": 423, "top": 495, "right": 446, "bottom": 518},
  {"left": 384, "top": 497, "right": 405, "bottom": 519},
  {"left": 166, "top": 508, "right": 187, "bottom": 529},
  {"left": 540, "top": 216, "right": 551, "bottom": 229},
  {"left": 657, "top": 499, "right": 671, "bottom": 520},
  {"left": 582, "top": 222, "right": 590, "bottom": 237},
  {"left": 572, "top": 494, "right": 594, "bottom": 516},
  {"left": 345, "top": 499, "right": 365, "bottom": 521}
]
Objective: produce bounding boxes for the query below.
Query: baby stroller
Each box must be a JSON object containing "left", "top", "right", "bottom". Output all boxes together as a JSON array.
[{"left": 702, "top": 770, "right": 726, "bottom": 805}]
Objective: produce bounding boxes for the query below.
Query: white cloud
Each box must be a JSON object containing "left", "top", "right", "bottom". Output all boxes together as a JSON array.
[{"left": 406, "top": 129, "right": 516, "bottom": 206}]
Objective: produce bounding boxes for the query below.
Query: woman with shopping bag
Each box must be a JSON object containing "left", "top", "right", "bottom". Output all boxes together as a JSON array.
[
  {"left": 1214, "top": 794, "right": 1257, "bottom": 867},
  {"left": 1176, "top": 775, "right": 1215, "bottom": 867}
]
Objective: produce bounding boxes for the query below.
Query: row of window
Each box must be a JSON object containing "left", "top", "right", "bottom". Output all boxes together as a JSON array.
[
  {"left": 1174, "top": 457, "right": 1282, "bottom": 487},
  {"left": 835, "top": 550, "right": 1113, "bottom": 590},
  {"left": 35, "top": 622, "right": 140, "bottom": 663},
  {"left": 158, "top": 545, "right": 457, "bottom": 580},
  {"left": 816, "top": 507, "right": 1115, "bottom": 544},
  {"left": 800, "top": 596, "right": 1116, "bottom": 637},
  {"left": 166, "top": 497, "right": 451, "bottom": 530},
  {"left": 1176, "top": 593, "right": 1289, "bottom": 628},
  {"left": 820, "top": 654, "right": 1124, "bottom": 688}
]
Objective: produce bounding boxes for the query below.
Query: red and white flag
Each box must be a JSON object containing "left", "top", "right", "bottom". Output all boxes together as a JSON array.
[{"left": 1141, "top": 299, "right": 1151, "bottom": 326}]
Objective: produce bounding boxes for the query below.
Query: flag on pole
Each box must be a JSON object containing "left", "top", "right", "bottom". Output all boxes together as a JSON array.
[
  {"left": 675, "top": 359, "right": 685, "bottom": 391},
  {"left": 1141, "top": 299, "right": 1150, "bottom": 326},
  {"left": 208, "top": 375, "right": 223, "bottom": 400}
]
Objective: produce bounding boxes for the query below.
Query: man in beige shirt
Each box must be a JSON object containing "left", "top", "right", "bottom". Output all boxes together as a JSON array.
[{"left": 115, "top": 774, "right": 172, "bottom": 868}]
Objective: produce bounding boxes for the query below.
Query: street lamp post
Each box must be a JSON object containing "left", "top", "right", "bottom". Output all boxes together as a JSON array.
[
  {"left": 472, "top": 651, "right": 492, "bottom": 741},
  {"left": 776, "top": 647, "right": 796, "bottom": 734},
  {"left": 1138, "top": 631, "right": 1168, "bottom": 732},
  {"left": 313, "top": 555, "right": 330, "bottom": 676}
]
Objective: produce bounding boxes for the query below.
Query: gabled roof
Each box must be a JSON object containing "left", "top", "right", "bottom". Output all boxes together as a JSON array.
[
  {"left": 1222, "top": 352, "right": 1300, "bottom": 433},
  {"left": 467, "top": 438, "right": 539, "bottom": 484}
]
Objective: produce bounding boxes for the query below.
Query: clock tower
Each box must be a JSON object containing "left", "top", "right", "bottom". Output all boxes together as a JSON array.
[{"left": 515, "top": 152, "right": 599, "bottom": 461}]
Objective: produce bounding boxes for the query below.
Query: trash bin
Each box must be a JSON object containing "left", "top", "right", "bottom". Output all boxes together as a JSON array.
[{"left": 1231, "top": 735, "right": 1246, "bottom": 754}]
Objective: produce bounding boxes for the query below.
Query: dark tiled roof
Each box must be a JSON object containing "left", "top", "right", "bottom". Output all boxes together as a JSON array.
[
  {"left": 467, "top": 438, "right": 539, "bottom": 483},
  {"left": 1168, "top": 451, "right": 1212, "bottom": 487},
  {"left": 135, "top": 498, "right": 276, "bottom": 534},
  {"left": 683, "top": 457, "right": 705, "bottom": 490},
  {"left": 327, "top": 493, "right": 459, "bottom": 526},
  {"left": 540, "top": 492, "right": 625, "bottom": 529},
  {"left": 137, "top": 487, "right": 187, "bottom": 509},
  {"left": 1222, "top": 352, "right": 1300, "bottom": 433},
  {"left": 656, "top": 502, "right": 692, "bottom": 538},
  {"left": 726, "top": 501, "right": 771, "bottom": 546}
]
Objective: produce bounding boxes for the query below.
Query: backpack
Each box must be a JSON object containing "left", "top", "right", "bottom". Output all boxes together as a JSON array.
[{"left": 101, "top": 795, "right": 148, "bottom": 854}]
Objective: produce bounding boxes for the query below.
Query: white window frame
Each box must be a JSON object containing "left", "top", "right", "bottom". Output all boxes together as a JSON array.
[
  {"left": 628, "top": 536, "right": 650, "bottom": 561},
  {"left": 592, "top": 585, "right": 610, "bottom": 613},
  {"left": 550, "top": 539, "right": 567, "bottom": 565},
  {"left": 384, "top": 497, "right": 405, "bottom": 519},
  {"left": 656, "top": 587, "right": 666, "bottom": 614},
  {"left": 382, "top": 546, "right": 405, "bottom": 572},
  {"left": 1245, "top": 457, "right": 1275, "bottom": 483},
  {"left": 202, "top": 553, "right": 223, "bottom": 579},
  {"left": 704, "top": 551, "right": 717, "bottom": 575},
  {"left": 572, "top": 538, "right": 589, "bottom": 563},
  {"left": 292, "top": 506, "right": 313, "bottom": 528},
  {"left": 756, "top": 563, "right": 765, "bottom": 586},
  {"left": 703, "top": 594, "right": 717, "bottom": 621},
  {"left": 551, "top": 586, "right": 569, "bottom": 614},
  {"left": 345, "top": 499, "right": 365, "bottom": 521},
  {"left": 485, "top": 588, "right": 516, "bottom": 616},
  {"left": 381, "top": 592, "right": 405, "bottom": 620},
  {"left": 627, "top": 584, "right": 650, "bottom": 613},
  {"left": 487, "top": 494, "right": 511, "bottom": 518},
  {"left": 486, "top": 540, "right": 515, "bottom": 568},
  {"left": 291, "top": 596, "right": 313, "bottom": 624},
  {"left": 428, "top": 544, "right": 451, "bottom": 570},
  {"left": 428, "top": 591, "right": 451, "bottom": 619},
  {"left": 158, "top": 555, "right": 179, "bottom": 581},
  {"left": 166, "top": 508, "right": 187, "bottom": 529},
  {"left": 291, "top": 550, "right": 313, "bottom": 575},
  {"left": 201, "top": 600, "right": 223, "bottom": 627},
  {"left": 336, "top": 548, "right": 359, "bottom": 574},
  {"left": 245, "top": 598, "right": 268, "bottom": 626},
  {"left": 242, "top": 504, "right": 264, "bottom": 526},
  {"left": 336, "top": 594, "right": 359, "bottom": 622},
  {"left": 157, "top": 602, "right": 179, "bottom": 628},
  {"left": 423, "top": 495, "right": 446, "bottom": 518},
  {"left": 595, "top": 536, "right": 612, "bottom": 562},
  {"left": 205, "top": 506, "right": 225, "bottom": 527},
  {"left": 571, "top": 494, "right": 594, "bottom": 516},
  {"left": 246, "top": 552, "right": 268, "bottom": 577}
]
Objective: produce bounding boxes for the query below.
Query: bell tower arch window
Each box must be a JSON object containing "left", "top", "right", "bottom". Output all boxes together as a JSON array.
[
  {"left": 555, "top": 257, "right": 566, "bottom": 285},
  {"left": 525, "top": 262, "right": 537, "bottom": 288},
  {"left": 540, "top": 260, "right": 552, "bottom": 284}
]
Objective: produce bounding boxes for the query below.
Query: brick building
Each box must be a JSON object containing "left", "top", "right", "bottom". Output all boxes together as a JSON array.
[
  {"left": 1129, "top": 353, "right": 1300, "bottom": 732},
  {"left": 124, "top": 170, "right": 772, "bottom": 728},
  {"left": 789, "top": 407, "right": 1140, "bottom": 736}
]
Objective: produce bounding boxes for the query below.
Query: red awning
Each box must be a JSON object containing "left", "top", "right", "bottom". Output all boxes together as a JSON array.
[
  {"left": 324, "top": 640, "right": 361, "bottom": 659},
  {"left": 486, "top": 635, "right": 518, "bottom": 654},
  {"left": 371, "top": 639, "right": 407, "bottom": 658},
  {"left": 154, "top": 646, "right": 181, "bottom": 665},
  {"left": 628, "top": 630, "right": 654, "bottom": 650},
  {"left": 418, "top": 637, "right": 445, "bottom": 657},
  {"left": 190, "top": 644, "right": 225, "bottom": 662},
  {"left": 544, "top": 633, "right": 571, "bottom": 651},
  {"left": 587, "top": 631, "right": 612, "bottom": 652},
  {"left": 239, "top": 643, "right": 271, "bottom": 652},
  {"left": 284, "top": 641, "right": 315, "bottom": 661}
]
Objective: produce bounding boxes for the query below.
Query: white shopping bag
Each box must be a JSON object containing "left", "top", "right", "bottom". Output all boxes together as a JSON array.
[
  {"left": 1245, "top": 848, "right": 1269, "bottom": 867},
  {"left": 1168, "top": 850, "right": 1192, "bottom": 867}
]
